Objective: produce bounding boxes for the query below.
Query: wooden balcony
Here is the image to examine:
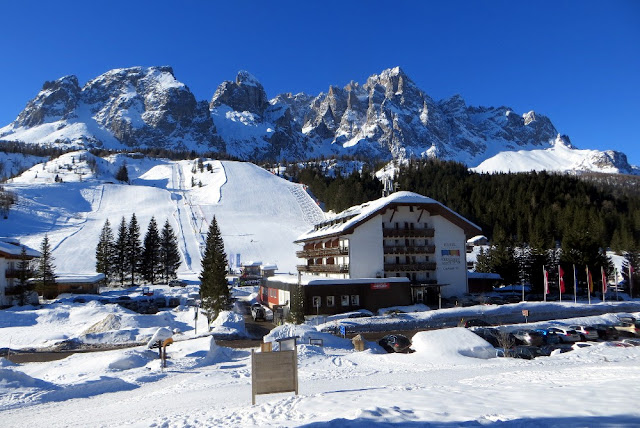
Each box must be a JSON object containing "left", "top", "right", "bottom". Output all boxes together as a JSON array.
[
  {"left": 384, "top": 262, "right": 437, "bottom": 272},
  {"left": 383, "top": 245, "right": 435, "bottom": 255},
  {"left": 383, "top": 228, "right": 435, "bottom": 238},
  {"left": 296, "top": 247, "right": 349, "bottom": 258},
  {"left": 296, "top": 264, "right": 349, "bottom": 273},
  {"left": 5, "top": 269, "right": 34, "bottom": 279}
]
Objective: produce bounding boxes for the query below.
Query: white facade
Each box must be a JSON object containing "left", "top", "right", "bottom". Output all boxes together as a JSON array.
[
  {"left": 0, "top": 239, "right": 41, "bottom": 306},
  {"left": 295, "top": 192, "right": 481, "bottom": 300}
]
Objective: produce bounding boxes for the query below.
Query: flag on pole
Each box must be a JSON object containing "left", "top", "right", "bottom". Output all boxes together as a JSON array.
[
  {"left": 543, "top": 267, "right": 549, "bottom": 295},
  {"left": 558, "top": 266, "right": 566, "bottom": 293},
  {"left": 587, "top": 267, "right": 594, "bottom": 293},
  {"left": 573, "top": 264, "right": 577, "bottom": 303},
  {"left": 601, "top": 266, "right": 607, "bottom": 295},
  {"left": 630, "top": 263, "right": 635, "bottom": 298}
]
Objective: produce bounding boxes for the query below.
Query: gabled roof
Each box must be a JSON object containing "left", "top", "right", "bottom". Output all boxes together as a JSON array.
[
  {"left": 295, "top": 191, "right": 481, "bottom": 242},
  {"left": 0, "top": 238, "right": 41, "bottom": 259}
]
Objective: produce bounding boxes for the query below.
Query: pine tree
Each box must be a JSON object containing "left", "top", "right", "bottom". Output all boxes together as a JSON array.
[
  {"left": 160, "top": 219, "right": 181, "bottom": 283},
  {"left": 287, "top": 275, "right": 305, "bottom": 324},
  {"left": 126, "top": 214, "right": 142, "bottom": 286},
  {"left": 621, "top": 251, "right": 639, "bottom": 298},
  {"left": 113, "top": 217, "right": 129, "bottom": 286},
  {"left": 199, "top": 216, "right": 230, "bottom": 324},
  {"left": 16, "top": 246, "right": 34, "bottom": 305},
  {"left": 141, "top": 217, "right": 162, "bottom": 284},
  {"left": 35, "top": 235, "right": 56, "bottom": 299},
  {"left": 115, "top": 162, "right": 129, "bottom": 183},
  {"left": 96, "top": 219, "right": 115, "bottom": 284}
]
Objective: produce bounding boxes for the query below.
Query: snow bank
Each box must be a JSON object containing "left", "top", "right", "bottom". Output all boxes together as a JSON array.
[
  {"left": 210, "top": 311, "right": 247, "bottom": 337},
  {"left": 411, "top": 327, "right": 496, "bottom": 360}
]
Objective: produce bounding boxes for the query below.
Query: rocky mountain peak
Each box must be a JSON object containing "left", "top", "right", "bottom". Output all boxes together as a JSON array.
[
  {"left": 14, "top": 75, "right": 81, "bottom": 127},
  {"left": 210, "top": 70, "right": 268, "bottom": 115}
]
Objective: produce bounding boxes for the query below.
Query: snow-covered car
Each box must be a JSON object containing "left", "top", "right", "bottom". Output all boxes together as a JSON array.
[
  {"left": 571, "top": 342, "right": 594, "bottom": 350},
  {"left": 569, "top": 325, "right": 599, "bottom": 341},
  {"left": 510, "top": 330, "right": 544, "bottom": 347},
  {"left": 378, "top": 334, "right": 412, "bottom": 353},
  {"left": 546, "top": 327, "right": 581, "bottom": 343}
]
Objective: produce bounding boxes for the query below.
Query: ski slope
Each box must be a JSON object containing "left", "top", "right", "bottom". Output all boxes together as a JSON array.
[{"left": 0, "top": 151, "right": 323, "bottom": 277}]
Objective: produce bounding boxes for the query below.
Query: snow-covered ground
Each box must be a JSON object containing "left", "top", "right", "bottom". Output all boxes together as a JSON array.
[
  {"left": 0, "top": 151, "right": 323, "bottom": 275},
  {"left": 1, "top": 300, "right": 639, "bottom": 427}
]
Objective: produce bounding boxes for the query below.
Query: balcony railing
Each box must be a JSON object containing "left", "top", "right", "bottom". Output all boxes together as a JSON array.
[
  {"left": 384, "top": 262, "right": 437, "bottom": 272},
  {"left": 296, "top": 247, "right": 349, "bottom": 258},
  {"left": 5, "top": 269, "right": 34, "bottom": 279},
  {"left": 383, "top": 228, "right": 435, "bottom": 238},
  {"left": 297, "top": 264, "right": 349, "bottom": 273},
  {"left": 383, "top": 245, "right": 435, "bottom": 255}
]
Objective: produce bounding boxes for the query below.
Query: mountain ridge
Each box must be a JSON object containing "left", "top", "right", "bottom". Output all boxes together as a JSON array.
[{"left": 1, "top": 65, "right": 636, "bottom": 175}]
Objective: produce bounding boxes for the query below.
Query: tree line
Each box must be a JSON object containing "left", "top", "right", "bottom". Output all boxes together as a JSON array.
[{"left": 95, "top": 215, "right": 182, "bottom": 285}]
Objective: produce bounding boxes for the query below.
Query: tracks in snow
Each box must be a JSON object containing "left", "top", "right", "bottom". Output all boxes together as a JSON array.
[{"left": 289, "top": 184, "right": 324, "bottom": 225}]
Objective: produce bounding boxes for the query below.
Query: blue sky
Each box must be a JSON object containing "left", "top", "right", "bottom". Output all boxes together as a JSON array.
[{"left": 1, "top": 1, "right": 638, "bottom": 164}]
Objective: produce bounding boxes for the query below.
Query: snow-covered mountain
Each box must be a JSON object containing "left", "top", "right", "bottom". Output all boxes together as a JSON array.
[
  {"left": 1, "top": 66, "right": 636, "bottom": 174},
  {"left": 0, "top": 151, "right": 323, "bottom": 275}
]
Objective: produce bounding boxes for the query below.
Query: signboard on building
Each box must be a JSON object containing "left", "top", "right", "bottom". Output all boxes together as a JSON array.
[
  {"left": 370, "top": 282, "right": 390, "bottom": 290},
  {"left": 440, "top": 243, "right": 463, "bottom": 271}
]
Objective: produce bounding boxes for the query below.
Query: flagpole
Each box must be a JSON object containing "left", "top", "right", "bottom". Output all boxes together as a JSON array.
[
  {"left": 615, "top": 267, "right": 619, "bottom": 301},
  {"left": 630, "top": 263, "right": 634, "bottom": 299},
  {"left": 558, "top": 265, "right": 562, "bottom": 302},
  {"left": 602, "top": 266, "right": 606, "bottom": 303},
  {"left": 586, "top": 266, "right": 591, "bottom": 305},
  {"left": 573, "top": 264, "right": 577, "bottom": 304},
  {"left": 543, "top": 265, "right": 547, "bottom": 303}
]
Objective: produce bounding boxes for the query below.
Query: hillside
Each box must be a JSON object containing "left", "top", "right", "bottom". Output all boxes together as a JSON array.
[{"left": 0, "top": 151, "right": 323, "bottom": 276}]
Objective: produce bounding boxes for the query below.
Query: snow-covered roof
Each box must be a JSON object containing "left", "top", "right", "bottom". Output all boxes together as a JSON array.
[
  {"left": 467, "top": 235, "right": 488, "bottom": 244},
  {"left": 296, "top": 191, "right": 481, "bottom": 242},
  {"left": 260, "top": 264, "right": 277, "bottom": 270},
  {"left": 242, "top": 261, "right": 262, "bottom": 267},
  {"left": 267, "top": 274, "right": 410, "bottom": 287},
  {"left": 0, "top": 238, "right": 40, "bottom": 258},
  {"left": 55, "top": 273, "right": 106, "bottom": 283}
]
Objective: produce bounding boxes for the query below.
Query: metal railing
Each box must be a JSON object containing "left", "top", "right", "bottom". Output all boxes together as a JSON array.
[
  {"left": 383, "top": 245, "right": 435, "bottom": 255},
  {"left": 382, "top": 228, "right": 435, "bottom": 238},
  {"left": 384, "top": 262, "right": 437, "bottom": 272}
]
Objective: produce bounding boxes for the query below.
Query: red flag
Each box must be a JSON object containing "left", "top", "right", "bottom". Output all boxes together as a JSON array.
[
  {"left": 544, "top": 268, "right": 549, "bottom": 294},
  {"left": 586, "top": 266, "right": 593, "bottom": 293},
  {"left": 602, "top": 266, "right": 607, "bottom": 295},
  {"left": 559, "top": 266, "right": 565, "bottom": 293}
]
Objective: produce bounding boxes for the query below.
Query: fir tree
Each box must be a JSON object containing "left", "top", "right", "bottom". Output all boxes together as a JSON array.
[
  {"left": 287, "top": 275, "right": 305, "bottom": 324},
  {"left": 35, "top": 235, "right": 56, "bottom": 298},
  {"left": 621, "top": 251, "right": 639, "bottom": 298},
  {"left": 16, "top": 246, "right": 34, "bottom": 305},
  {"left": 141, "top": 217, "right": 162, "bottom": 284},
  {"left": 126, "top": 214, "right": 142, "bottom": 286},
  {"left": 113, "top": 217, "right": 129, "bottom": 286},
  {"left": 160, "top": 219, "right": 181, "bottom": 283},
  {"left": 95, "top": 219, "right": 115, "bottom": 283},
  {"left": 199, "top": 216, "right": 230, "bottom": 324},
  {"left": 115, "top": 162, "right": 129, "bottom": 183}
]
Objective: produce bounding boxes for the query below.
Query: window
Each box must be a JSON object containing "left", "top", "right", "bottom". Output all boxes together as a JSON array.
[
  {"left": 341, "top": 295, "right": 349, "bottom": 306},
  {"left": 351, "top": 295, "right": 360, "bottom": 306},
  {"left": 326, "top": 296, "right": 335, "bottom": 307},
  {"left": 410, "top": 206, "right": 414, "bottom": 212},
  {"left": 312, "top": 296, "right": 321, "bottom": 308}
]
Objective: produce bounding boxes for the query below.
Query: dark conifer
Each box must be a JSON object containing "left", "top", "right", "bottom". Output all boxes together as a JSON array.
[
  {"left": 35, "top": 235, "right": 56, "bottom": 298},
  {"left": 126, "top": 214, "right": 142, "bottom": 286},
  {"left": 199, "top": 216, "right": 230, "bottom": 324},
  {"left": 160, "top": 219, "right": 181, "bottom": 283},
  {"left": 96, "top": 219, "right": 115, "bottom": 283},
  {"left": 113, "top": 217, "right": 129, "bottom": 286},
  {"left": 141, "top": 217, "right": 162, "bottom": 284}
]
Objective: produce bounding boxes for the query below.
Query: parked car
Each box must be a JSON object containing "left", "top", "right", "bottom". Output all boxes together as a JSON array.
[
  {"left": 379, "top": 334, "right": 412, "bottom": 353},
  {"left": 593, "top": 324, "right": 620, "bottom": 341},
  {"left": 547, "top": 327, "right": 581, "bottom": 343},
  {"left": 621, "top": 338, "right": 640, "bottom": 346},
  {"left": 533, "top": 328, "right": 560, "bottom": 345},
  {"left": 470, "top": 327, "right": 501, "bottom": 347},
  {"left": 510, "top": 330, "right": 544, "bottom": 347},
  {"left": 569, "top": 325, "right": 599, "bottom": 341},
  {"left": 614, "top": 321, "right": 640, "bottom": 337},
  {"left": 458, "top": 318, "right": 491, "bottom": 328},
  {"left": 168, "top": 279, "right": 186, "bottom": 287},
  {"left": 571, "top": 342, "right": 594, "bottom": 350},
  {"left": 251, "top": 304, "right": 266, "bottom": 321}
]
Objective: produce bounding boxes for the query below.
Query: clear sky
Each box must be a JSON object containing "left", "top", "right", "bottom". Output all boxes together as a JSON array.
[{"left": 1, "top": 1, "right": 638, "bottom": 164}]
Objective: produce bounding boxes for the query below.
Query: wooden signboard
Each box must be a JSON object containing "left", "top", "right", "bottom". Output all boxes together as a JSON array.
[{"left": 251, "top": 348, "right": 298, "bottom": 405}]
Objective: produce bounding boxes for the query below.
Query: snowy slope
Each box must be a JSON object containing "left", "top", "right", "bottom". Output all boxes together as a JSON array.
[
  {"left": 0, "top": 152, "right": 323, "bottom": 276},
  {"left": 472, "top": 136, "right": 639, "bottom": 175}
]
